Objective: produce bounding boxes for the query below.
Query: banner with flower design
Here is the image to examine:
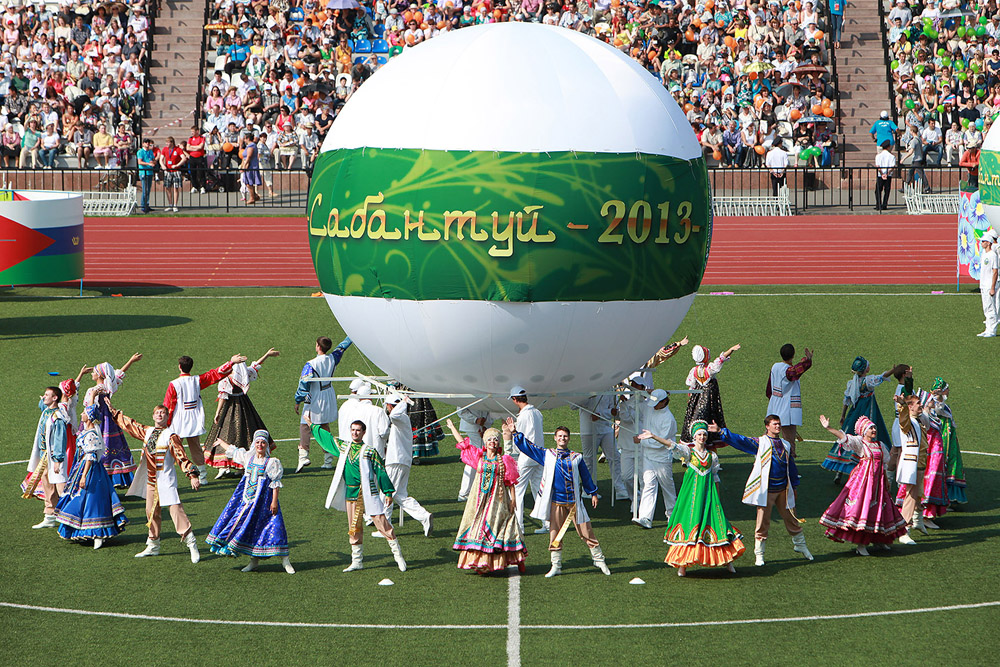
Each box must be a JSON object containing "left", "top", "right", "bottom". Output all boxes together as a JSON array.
[{"left": 957, "top": 188, "right": 996, "bottom": 281}]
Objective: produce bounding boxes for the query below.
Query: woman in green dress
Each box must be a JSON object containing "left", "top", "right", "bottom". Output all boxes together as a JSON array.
[{"left": 638, "top": 420, "right": 745, "bottom": 576}]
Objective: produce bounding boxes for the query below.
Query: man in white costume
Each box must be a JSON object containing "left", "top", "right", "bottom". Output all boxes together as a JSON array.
[
  {"left": 505, "top": 418, "right": 611, "bottom": 577},
  {"left": 24, "top": 386, "right": 71, "bottom": 529},
  {"left": 632, "top": 389, "right": 677, "bottom": 529},
  {"left": 892, "top": 393, "right": 927, "bottom": 544},
  {"left": 379, "top": 394, "right": 433, "bottom": 537},
  {"left": 765, "top": 343, "right": 813, "bottom": 456},
  {"left": 294, "top": 335, "right": 352, "bottom": 472},
  {"left": 112, "top": 405, "right": 202, "bottom": 562},
  {"left": 978, "top": 230, "right": 998, "bottom": 337},
  {"left": 616, "top": 374, "right": 647, "bottom": 505},
  {"left": 456, "top": 404, "right": 492, "bottom": 501},
  {"left": 577, "top": 393, "right": 628, "bottom": 500},
  {"left": 510, "top": 386, "right": 548, "bottom": 534},
  {"left": 353, "top": 384, "right": 391, "bottom": 458},
  {"left": 165, "top": 353, "right": 244, "bottom": 484},
  {"left": 333, "top": 378, "right": 368, "bottom": 469}
]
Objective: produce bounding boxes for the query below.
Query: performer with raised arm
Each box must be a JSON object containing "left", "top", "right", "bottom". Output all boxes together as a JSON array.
[
  {"left": 23, "top": 385, "right": 71, "bottom": 529},
  {"left": 817, "top": 414, "right": 907, "bottom": 555},
  {"left": 681, "top": 343, "right": 740, "bottom": 443},
  {"left": 446, "top": 419, "right": 526, "bottom": 574},
  {"left": 110, "top": 404, "right": 203, "bottom": 562},
  {"left": 709, "top": 415, "right": 814, "bottom": 566},
  {"left": 891, "top": 393, "right": 927, "bottom": 544},
  {"left": 85, "top": 353, "right": 143, "bottom": 487},
  {"left": 55, "top": 404, "right": 128, "bottom": 548},
  {"left": 897, "top": 389, "right": 950, "bottom": 528},
  {"left": 638, "top": 421, "right": 744, "bottom": 576},
  {"left": 204, "top": 348, "right": 280, "bottom": 478},
  {"left": 381, "top": 394, "right": 433, "bottom": 537},
  {"left": 165, "top": 353, "right": 245, "bottom": 483},
  {"left": 206, "top": 430, "right": 294, "bottom": 574},
  {"left": 456, "top": 404, "right": 492, "bottom": 500},
  {"left": 294, "top": 336, "right": 352, "bottom": 472},
  {"left": 310, "top": 417, "right": 408, "bottom": 573},
  {"left": 639, "top": 336, "right": 689, "bottom": 385},
  {"left": 57, "top": 365, "right": 91, "bottom": 471},
  {"left": 505, "top": 417, "right": 611, "bottom": 578},
  {"left": 765, "top": 344, "right": 813, "bottom": 457},
  {"left": 821, "top": 357, "right": 897, "bottom": 484},
  {"left": 931, "top": 378, "right": 967, "bottom": 504},
  {"left": 509, "top": 386, "right": 548, "bottom": 535},
  {"left": 631, "top": 389, "right": 678, "bottom": 530}
]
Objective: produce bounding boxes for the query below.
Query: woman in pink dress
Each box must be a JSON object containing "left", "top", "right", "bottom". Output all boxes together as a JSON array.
[
  {"left": 895, "top": 389, "right": 949, "bottom": 527},
  {"left": 818, "top": 414, "right": 907, "bottom": 556}
]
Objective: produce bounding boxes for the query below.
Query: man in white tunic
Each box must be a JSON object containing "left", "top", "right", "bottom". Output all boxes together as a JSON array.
[
  {"left": 616, "top": 375, "right": 647, "bottom": 504},
  {"left": 165, "top": 353, "right": 244, "bottom": 483},
  {"left": 353, "top": 385, "right": 391, "bottom": 458},
  {"left": 892, "top": 394, "right": 927, "bottom": 544},
  {"left": 632, "top": 389, "right": 677, "bottom": 529},
  {"left": 112, "top": 405, "right": 202, "bottom": 562},
  {"left": 379, "top": 394, "right": 433, "bottom": 537},
  {"left": 510, "top": 386, "right": 548, "bottom": 534},
  {"left": 765, "top": 344, "right": 813, "bottom": 456},
  {"left": 24, "top": 386, "right": 70, "bottom": 529},
  {"left": 456, "top": 404, "right": 492, "bottom": 501},
  {"left": 978, "top": 230, "right": 998, "bottom": 337},
  {"left": 580, "top": 393, "right": 627, "bottom": 500},
  {"left": 333, "top": 378, "right": 368, "bottom": 469},
  {"left": 294, "top": 335, "right": 352, "bottom": 472}
]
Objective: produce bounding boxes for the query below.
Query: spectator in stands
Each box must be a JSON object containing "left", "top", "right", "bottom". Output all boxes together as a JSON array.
[
  {"left": 875, "top": 140, "right": 895, "bottom": 212},
  {"left": 226, "top": 33, "right": 251, "bottom": 74},
  {"left": 19, "top": 117, "right": 41, "bottom": 168},
  {"left": 73, "top": 120, "right": 94, "bottom": 169},
  {"left": 960, "top": 135, "right": 981, "bottom": 188},
  {"left": 1, "top": 123, "right": 20, "bottom": 167},
  {"left": 945, "top": 120, "right": 964, "bottom": 165},
  {"left": 185, "top": 126, "right": 208, "bottom": 195},
  {"left": 38, "top": 122, "right": 60, "bottom": 168},
  {"left": 137, "top": 137, "right": 155, "bottom": 214},
  {"left": 920, "top": 117, "right": 943, "bottom": 166},
  {"left": 870, "top": 110, "right": 899, "bottom": 151},
  {"left": 900, "top": 121, "right": 927, "bottom": 193},
  {"left": 159, "top": 136, "right": 188, "bottom": 212}
]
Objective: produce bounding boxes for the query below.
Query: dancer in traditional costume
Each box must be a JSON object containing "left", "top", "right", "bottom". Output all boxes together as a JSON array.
[
  {"left": 381, "top": 394, "right": 434, "bottom": 536},
  {"left": 85, "top": 354, "right": 143, "bottom": 487},
  {"left": 710, "top": 415, "right": 814, "bottom": 566},
  {"left": 446, "top": 419, "right": 526, "bottom": 573},
  {"left": 765, "top": 344, "right": 813, "bottom": 457},
  {"left": 206, "top": 430, "right": 294, "bottom": 573},
  {"left": 166, "top": 353, "right": 244, "bottom": 483},
  {"left": 55, "top": 404, "right": 128, "bottom": 548},
  {"left": 821, "top": 357, "right": 896, "bottom": 484},
  {"left": 931, "top": 377, "right": 967, "bottom": 504},
  {"left": 896, "top": 389, "right": 950, "bottom": 525},
  {"left": 204, "top": 348, "right": 279, "bottom": 479},
  {"left": 510, "top": 386, "right": 548, "bottom": 535},
  {"left": 632, "top": 389, "right": 678, "bottom": 530},
  {"left": 891, "top": 394, "right": 926, "bottom": 544},
  {"left": 294, "top": 336, "right": 352, "bottom": 472},
  {"left": 638, "top": 336, "right": 689, "bottom": 385},
  {"left": 409, "top": 394, "right": 444, "bottom": 461},
  {"left": 456, "top": 404, "right": 492, "bottom": 501},
  {"left": 681, "top": 343, "right": 740, "bottom": 443},
  {"left": 506, "top": 417, "right": 611, "bottom": 577},
  {"left": 111, "top": 405, "right": 202, "bottom": 562},
  {"left": 817, "top": 415, "right": 907, "bottom": 555},
  {"left": 639, "top": 420, "right": 744, "bottom": 575},
  {"left": 22, "top": 386, "right": 70, "bottom": 529},
  {"left": 310, "top": 418, "right": 408, "bottom": 572}
]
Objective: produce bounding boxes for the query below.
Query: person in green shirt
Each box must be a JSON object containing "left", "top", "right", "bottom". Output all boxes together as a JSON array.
[{"left": 310, "top": 417, "right": 407, "bottom": 573}]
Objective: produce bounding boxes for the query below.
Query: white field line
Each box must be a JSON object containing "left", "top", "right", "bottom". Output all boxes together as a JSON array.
[
  {"left": 3, "top": 442, "right": 997, "bottom": 467},
  {"left": 507, "top": 568, "right": 521, "bottom": 667},
  {"left": 2, "top": 599, "right": 997, "bottom": 632},
  {"left": 0, "top": 292, "right": 979, "bottom": 300}
]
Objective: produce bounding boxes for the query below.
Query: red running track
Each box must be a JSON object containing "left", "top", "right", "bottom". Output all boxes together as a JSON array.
[{"left": 81, "top": 214, "right": 962, "bottom": 287}]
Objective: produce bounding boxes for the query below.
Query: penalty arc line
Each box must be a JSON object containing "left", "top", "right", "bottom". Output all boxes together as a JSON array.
[{"left": 1, "top": 600, "right": 998, "bottom": 631}]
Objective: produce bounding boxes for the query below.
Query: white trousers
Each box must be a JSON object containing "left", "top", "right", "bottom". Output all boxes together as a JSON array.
[
  {"left": 983, "top": 287, "right": 998, "bottom": 334},
  {"left": 385, "top": 463, "right": 430, "bottom": 524},
  {"left": 583, "top": 430, "right": 626, "bottom": 496},
  {"left": 619, "top": 445, "right": 639, "bottom": 501},
  {"left": 457, "top": 431, "right": 482, "bottom": 498},
  {"left": 514, "top": 455, "right": 543, "bottom": 531},
  {"left": 637, "top": 460, "right": 677, "bottom": 523}
]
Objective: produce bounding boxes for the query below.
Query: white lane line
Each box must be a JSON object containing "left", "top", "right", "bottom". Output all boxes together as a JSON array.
[
  {"left": 0, "top": 602, "right": 503, "bottom": 630},
  {"left": 520, "top": 600, "right": 1000, "bottom": 629},
  {"left": 507, "top": 569, "right": 521, "bottom": 667},
  {"left": 0, "top": 292, "right": 978, "bottom": 300},
  {"left": 3, "top": 599, "right": 997, "bottom": 631}
]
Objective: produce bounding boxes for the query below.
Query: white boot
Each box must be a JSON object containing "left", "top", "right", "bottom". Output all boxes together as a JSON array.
[
  {"left": 898, "top": 531, "right": 917, "bottom": 545},
  {"left": 215, "top": 467, "right": 228, "bottom": 480},
  {"left": 282, "top": 556, "right": 295, "bottom": 574},
  {"left": 321, "top": 453, "right": 335, "bottom": 469},
  {"left": 295, "top": 449, "right": 310, "bottom": 473},
  {"left": 545, "top": 550, "right": 562, "bottom": 578},
  {"left": 184, "top": 531, "right": 200, "bottom": 563},
  {"left": 913, "top": 511, "right": 928, "bottom": 535},
  {"left": 590, "top": 545, "right": 611, "bottom": 575},
  {"left": 388, "top": 538, "right": 407, "bottom": 572},
  {"left": 923, "top": 517, "right": 941, "bottom": 530},
  {"left": 32, "top": 515, "right": 58, "bottom": 529},
  {"left": 791, "top": 532, "right": 814, "bottom": 561},
  {"left": 855, "top": 545, "right": 870, "bottom": 556},
  {"left": 93, "top": 538, "right": 104, "bottom": 550},
  {"left": 754, "top": 538, "right": 766, "bottom": 566},
  {"left": 135, "top": 538, "right": 161, "bottom": 558},
  {"left": 343, "top": 544, "right": 363, "bottom": 572},
  {"left": 422, "top": 513, "right": 434, "bottom": 538},
  {"left": 242, "top": 557, "right": 260, "bottom": 572}
]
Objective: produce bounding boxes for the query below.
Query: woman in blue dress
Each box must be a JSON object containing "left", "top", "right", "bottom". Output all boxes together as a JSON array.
[
  {"left": 206, "top": 430, "right": 294, "bottom": 573},
  {"left": 55, "top": 404, "right": 128, "bottom": 549}
]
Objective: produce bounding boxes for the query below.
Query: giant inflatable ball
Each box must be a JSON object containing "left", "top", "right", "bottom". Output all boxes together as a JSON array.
[
  {"left": 979, "top": 116, "right": 1000, "bottom": 232},
  {"left": 307, "top": 23, "right": 711, "bottom": 409}
]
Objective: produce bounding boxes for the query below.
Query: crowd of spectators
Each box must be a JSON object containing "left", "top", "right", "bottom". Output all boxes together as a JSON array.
[
  {"left": 194, "top": 0, "right": 839, "bottom": 173},
  {"left": 0, "top": 0, "right": 152, "bottom": 170}
]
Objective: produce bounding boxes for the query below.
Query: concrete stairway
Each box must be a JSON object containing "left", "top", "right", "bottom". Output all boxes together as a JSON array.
[
  {"left": 835, "top": 0, "right": 892, "bottom": 165},
  {"left": 144, "top": 0, "right": 206, "bottom": 137}
]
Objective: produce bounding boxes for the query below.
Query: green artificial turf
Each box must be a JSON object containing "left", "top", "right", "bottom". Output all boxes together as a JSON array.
[{"left": 0, "top": 285, "right": 997, "bottom": 666}]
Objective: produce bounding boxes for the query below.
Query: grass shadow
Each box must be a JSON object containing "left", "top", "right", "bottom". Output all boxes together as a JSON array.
[{"left": 0, "top": 314, "right": 191, "bottom": 337}]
